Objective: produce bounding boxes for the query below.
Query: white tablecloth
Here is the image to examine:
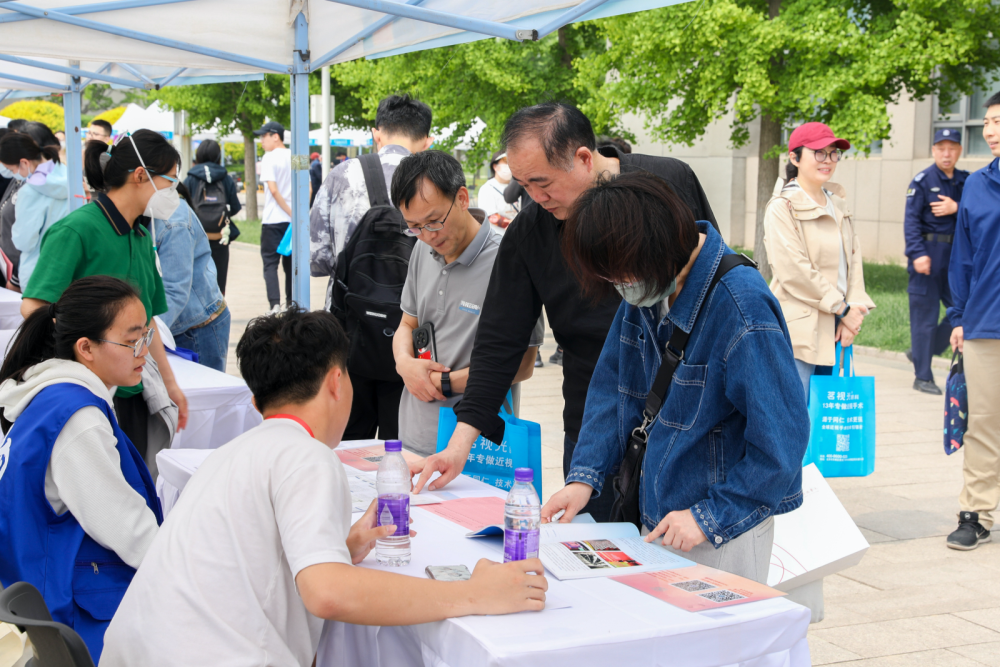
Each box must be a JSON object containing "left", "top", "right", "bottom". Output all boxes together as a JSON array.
[
  {"left": 165, "top": 354, "right": 262, "bottom": 450},
  {"left": 0, "top": 288, "right": 22, "bottom": 331},
  {"left": 153, "top": 441, "right": 811, "bottom": 667}
]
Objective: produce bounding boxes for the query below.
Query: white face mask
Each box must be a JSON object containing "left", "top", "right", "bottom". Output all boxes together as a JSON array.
[
  {"left": 127, "top": 134, "right": 180, "bottom": 221},
  {"left": 496, "top": 163, "right": 511, "bottom": 181}
]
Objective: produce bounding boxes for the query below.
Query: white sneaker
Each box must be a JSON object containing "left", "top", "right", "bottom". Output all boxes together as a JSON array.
[{"left": 268, "top": 304, "right": 281, "bottom": 315}]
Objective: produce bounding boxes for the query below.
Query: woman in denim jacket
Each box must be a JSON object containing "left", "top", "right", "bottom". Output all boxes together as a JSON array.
[
  {"left": 154, "top": 183, "right": 230, "bottom": 371},
  {"left": 541, "top": 173, "right": 809, "bottom": 583}
]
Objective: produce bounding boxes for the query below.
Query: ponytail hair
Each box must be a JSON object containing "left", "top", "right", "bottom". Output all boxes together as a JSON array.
[
  {"left": 0, "top": 132, "right": 60, "bottom": 166},
  {"left": 784, "top": 147, "right": 804, "bottom": 184},
  {"left": 84, "top": 128, "right": 179, "bottom": 193},
  {"left": 0, "top": 275, "right": 140, "bottom": 390}
]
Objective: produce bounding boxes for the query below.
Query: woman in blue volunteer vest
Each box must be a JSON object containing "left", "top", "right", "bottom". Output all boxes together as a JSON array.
[{"left": 0, "top": 275, "right": 163, "bottom": 662}]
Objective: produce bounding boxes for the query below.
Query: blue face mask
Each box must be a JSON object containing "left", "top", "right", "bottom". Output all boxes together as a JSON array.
[
  {"left": 614, "top": 278, "right": 678, "bottom": 308},
  {"left": 0, "top": 164, "right": 15, "bottom": 180}
]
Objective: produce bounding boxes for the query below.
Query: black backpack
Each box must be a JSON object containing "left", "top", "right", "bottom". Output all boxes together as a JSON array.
[
  {"left": 188, "top": 167, "right": 231, "bottom": 234},
  {"left": 331, "top": 153, "right": 417, "bottom": 382}
]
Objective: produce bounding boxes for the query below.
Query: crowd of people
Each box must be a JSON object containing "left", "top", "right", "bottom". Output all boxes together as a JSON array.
[{"left": 0, "top": 89, "right": 998, "bottom": 664}]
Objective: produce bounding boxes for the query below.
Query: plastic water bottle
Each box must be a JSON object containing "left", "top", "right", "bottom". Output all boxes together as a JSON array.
[
  {"left": 504, "top": 468, "right": 540, "bottom": 562},
  {"left": 376, "top": 440, "right": 411, "bottom": 566}
]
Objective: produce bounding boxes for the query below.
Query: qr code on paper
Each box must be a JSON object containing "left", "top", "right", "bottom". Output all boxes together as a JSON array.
[
  {"left": 671, "top": 579, "right": 715, "bottom": 592},
  {"left": 836, "top": 434, "right": 850, "bottom": 452},
  {"left": 698, "top": 589, "right": 746, "bottom": 604}
]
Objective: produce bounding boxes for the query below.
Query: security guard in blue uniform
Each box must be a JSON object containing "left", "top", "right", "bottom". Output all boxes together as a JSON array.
[{"left": 904, "top": 128, "right": 969, "bottom": 394}]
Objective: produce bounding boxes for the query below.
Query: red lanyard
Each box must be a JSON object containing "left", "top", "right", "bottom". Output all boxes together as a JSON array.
[{"left": 265, "top": 414, "right": 315, "bottom": 438}]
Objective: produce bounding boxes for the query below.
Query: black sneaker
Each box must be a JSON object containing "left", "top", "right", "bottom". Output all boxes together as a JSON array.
[
  {"left": 549, "top": 347, "right": 564, "bottom": 366},
  {"left": 905, "top": 348, "right": 913, "bottom": 363},
  {"left": 913, "top": 378, "right": 942, "bottom": 395},
  {"left": 947, "top": 512, "right": 992, "bottom": 550},
  {"left": 535, "top": 350, "right": 544, "bottom": 368}
]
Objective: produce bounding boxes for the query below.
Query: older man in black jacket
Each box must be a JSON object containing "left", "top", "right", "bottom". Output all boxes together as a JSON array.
[{"left": 413, "top": 103, "right": 717, "bottom": 521}]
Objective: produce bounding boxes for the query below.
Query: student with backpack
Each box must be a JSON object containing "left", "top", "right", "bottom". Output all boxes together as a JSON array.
[
  {"left": 310, "top": 94, "right": 433, "bottom": 440},
  {"left": 184, "top": 139, "right": 242, "bottom": 295}
]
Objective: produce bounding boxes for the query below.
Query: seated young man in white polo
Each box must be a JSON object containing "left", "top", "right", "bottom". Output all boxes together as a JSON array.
[
  {"left": 391, "top": 150, "right": 542, "bottom": 456},
  {"left": 100, "top": 307, "right": 547, "bottom": 666}
]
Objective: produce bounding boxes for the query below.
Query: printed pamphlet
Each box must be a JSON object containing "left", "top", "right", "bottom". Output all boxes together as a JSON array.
[
  {"left": 612, "top": 564, "right": 787, "bottom": 611},
  {"left": 537, "top": 522, "right": 693, "bottom": 580}
]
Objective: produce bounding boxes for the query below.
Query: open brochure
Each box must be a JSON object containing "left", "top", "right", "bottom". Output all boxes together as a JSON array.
[
  {"left": 612, "top": 564, "right": 787, "bottom": 611},
  {"left": 537, "top": 523, "right": 694, "bottom": 580}
]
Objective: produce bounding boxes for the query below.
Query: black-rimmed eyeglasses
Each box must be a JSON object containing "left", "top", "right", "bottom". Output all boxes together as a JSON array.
[{"left": 402, "top": 196, "right": 456, "bottom": 237}]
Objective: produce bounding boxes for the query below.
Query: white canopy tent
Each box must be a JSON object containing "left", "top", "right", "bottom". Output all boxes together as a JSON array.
[{"left": 0, "top": 0, "right": 687, "bottom": 306}]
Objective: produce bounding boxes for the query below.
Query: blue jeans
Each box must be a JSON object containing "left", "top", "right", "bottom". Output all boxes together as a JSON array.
[{"left": 174, "top": 307, "right": 231, "bottom": 372}]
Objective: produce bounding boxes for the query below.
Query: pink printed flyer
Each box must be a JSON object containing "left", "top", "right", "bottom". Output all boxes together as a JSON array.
[{"left": 612, "top": 564, "right": 786, "bottom": 611}]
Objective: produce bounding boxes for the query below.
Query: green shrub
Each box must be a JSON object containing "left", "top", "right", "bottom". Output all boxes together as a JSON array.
[{"left": 3, "top": 100, "right": 64, "bottom": 132}]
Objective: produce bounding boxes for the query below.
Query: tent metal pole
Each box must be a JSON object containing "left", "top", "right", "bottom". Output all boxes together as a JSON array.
[
  {"left": 0, "top": 71, "right": 67, "bottom": 90},
  {"left": 312, "top": 0, "right": 425, "bottom": 68},
  {"left": 156, "top": 66, "right": 186, "bottom": 87},
  {"left": 80, "top": 62, "right": 111, "bottom": 89},
  {"left": 290, "top": 10, "right": 311, "bottom": 309},
  {"left": 117, "top": 62, "right": 157, "bottom": 86},
  {"left": 321, "top": 66, "right": 331, "bottom": 181},
  {"left": 0, "top": 3, "right": 288, "bottom": 73},
  {"left": 0, "top": 54, "right": 149, "bottom": 88},
  {"left": 326, "top": 0, "right": 537, "bottom": 41},
  {"left": 0, "top": 90, "right": 12, "bottom": 103},
  {"left": 536, "top": 0, "right": 614, "bottom": 39},
  {"left": 64, "top": 69, "right": 86, "bottom": 212},
  {"left": 0, "top": 0, "right": 196, "bottom": 25}
]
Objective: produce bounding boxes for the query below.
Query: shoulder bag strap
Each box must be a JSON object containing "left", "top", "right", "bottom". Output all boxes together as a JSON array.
[{"left": 359, "top": 152, "right": 390, "bottom": 208}]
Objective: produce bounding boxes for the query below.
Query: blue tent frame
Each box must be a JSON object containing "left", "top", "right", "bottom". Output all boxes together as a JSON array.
[{"left": 0, "top": 0, "right": 624, "bottom": 308}]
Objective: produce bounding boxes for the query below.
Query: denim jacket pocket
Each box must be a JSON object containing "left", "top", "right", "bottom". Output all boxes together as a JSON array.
[
  {"left": 657, "top": 362, "right": 708, "bottom": 431},
  {"left": 618, "top": 319, "right": 648, "bottom": 397}
]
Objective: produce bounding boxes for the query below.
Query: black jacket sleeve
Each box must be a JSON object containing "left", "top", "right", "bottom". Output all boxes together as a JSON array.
[
  {"left": 686, "top": 166, "right": 717, "bottom": 229},
  {"left": 225, "top": 175, "right": 242, "bottom": 217},
  {"left": 454, "top": 228, "right": 544, "bottom": 444}
]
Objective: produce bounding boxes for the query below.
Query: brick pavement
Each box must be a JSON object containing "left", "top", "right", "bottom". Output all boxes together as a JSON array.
[{"left": 224, "top": 242, "right": 1000, "bottom": 666}]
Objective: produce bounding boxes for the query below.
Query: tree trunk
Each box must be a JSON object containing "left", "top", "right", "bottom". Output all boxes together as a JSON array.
[
  {"left": 243, "top": 132, "right": 259, "bottom": 222},
  {"left": 754, "top": 114, "right": 781, "bottom": 282},
  {"left": 557, "top": 27, "right": 573, "bottom": 68}
]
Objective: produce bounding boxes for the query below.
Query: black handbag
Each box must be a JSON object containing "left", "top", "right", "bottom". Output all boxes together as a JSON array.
[{"left": 609, "top": 253, "right": 757, "bottom": 528}]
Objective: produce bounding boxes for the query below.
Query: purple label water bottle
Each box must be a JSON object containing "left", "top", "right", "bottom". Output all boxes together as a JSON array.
[
  {"left": 504, "top": 468, "right": 540, "bottom": 562},
  {"left": 376, "top": 440, "right": 411, "bottom": 566}
]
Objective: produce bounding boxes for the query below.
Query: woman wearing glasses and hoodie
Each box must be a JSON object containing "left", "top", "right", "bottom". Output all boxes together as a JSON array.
[
  {"left": 19, "top": 129, "right": 187, "bottom": 466},
  {"left": 0, "top": 276, "right": 163, "bottom": 663},
  {"left": 763, "top": 122, "right": 875, "bottom": 399}
]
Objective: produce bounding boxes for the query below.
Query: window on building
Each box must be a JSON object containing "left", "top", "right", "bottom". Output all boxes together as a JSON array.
[{"left": 934, "top": 77, "right": 1000, "bottom": 155}]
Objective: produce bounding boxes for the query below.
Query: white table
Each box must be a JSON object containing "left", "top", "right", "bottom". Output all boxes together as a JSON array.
[
  {"left": 0, "top": 287, "right": 22, "bottom": 330},
  {"left": 165, "top": 354, "right": 262, "bottom": 451},
  {"left": 154, "top": 441, "right": 811, "bottom": 667}
]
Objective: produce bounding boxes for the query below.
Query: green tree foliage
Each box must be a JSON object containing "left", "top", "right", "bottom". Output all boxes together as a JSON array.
[
  {"left": 576, "top": 0, "right": 1000, "bottom": 275},
  {"left": 82, "top": 84, "right": 148, "bottom": 116},
  {"left": 153, "top": 72, "right": 364, "bottom": 220},
  {"left": 3, "top": 99, "right": 64, "bottom": 131},
  {"left": 332, "top": 25, "right": 608, "bottom": 163}
]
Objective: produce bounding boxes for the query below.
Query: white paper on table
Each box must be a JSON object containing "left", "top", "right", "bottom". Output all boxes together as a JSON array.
[
  {"left": 767, "top": 464, "right": 870, "bottom": 591},
  {"left": 347, "top": 470, "right": 379, "bottom": 513},
  {"left": 539, "top": 527, "right": 694, "bottom": 580}
]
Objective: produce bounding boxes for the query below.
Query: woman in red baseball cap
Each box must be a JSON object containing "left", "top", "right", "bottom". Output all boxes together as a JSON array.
[{"left": 763, "top": 122, "right": 876, "bottom": 399}]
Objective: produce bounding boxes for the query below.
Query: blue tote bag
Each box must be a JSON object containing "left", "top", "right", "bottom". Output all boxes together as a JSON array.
[
  {"left": 436, "top": 391, "right": 543, "bottom": 495},
  {"left": 276, "top": 223, "right": 293, "bottom": 256},
  {"left": 944, "top": 352, "right": 967, "bottom": 455},
  {"left": 805, "top": 343, "right": 876, "bottom": 477}
]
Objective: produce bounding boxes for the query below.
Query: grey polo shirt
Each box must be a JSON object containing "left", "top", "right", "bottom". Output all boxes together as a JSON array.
[{"left": 399, "top": 213, "right": 543, "bottom": 456}]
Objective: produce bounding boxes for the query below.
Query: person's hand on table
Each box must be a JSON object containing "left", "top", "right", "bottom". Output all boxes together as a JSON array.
[
  {"left": 467, "top": 558, "right": 547, "bottom": 614},
  {"left": 165, "top": 378, "right": 188, "bottom": 431},
  {"left": 397, "top": 355, "right": 449, "bottom": 403},
  {"left": 346, "top": 500, "right": 417, "bottom": 565},
  {"left": 540, "top": 482, "right": 593, "bottom": 524},
  {"left": 951, "top": 326, "right": 964, "bottom": 354},
  {"left": 644, "top": 509, "right": 706, "bottom": 552},
  {"left": 413, "top": 422, "right": 479, "bottom": 493}
]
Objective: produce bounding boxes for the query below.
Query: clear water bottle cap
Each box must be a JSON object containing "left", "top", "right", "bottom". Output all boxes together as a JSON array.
[
  {"left": 514, "top": 467, "right": 533, "bottom": 482},
  {"left": 384, "top": 440, "right": 402, "bottom": 452}
]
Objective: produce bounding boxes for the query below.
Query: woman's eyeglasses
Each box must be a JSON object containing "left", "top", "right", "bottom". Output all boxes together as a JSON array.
[
  {"left": 97, "top": 328, "right": 155, "bottom": 358},
  {"left": 811, "top": 148, "right": 843, "bottom": 163},
  {"left": 402, "top": 196, "right": 456, "bottom": 237}
]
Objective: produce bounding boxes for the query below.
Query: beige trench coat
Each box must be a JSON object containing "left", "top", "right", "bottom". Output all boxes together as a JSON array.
[{"left": 763, "top": 181, "right": 875, "bottom": 367}]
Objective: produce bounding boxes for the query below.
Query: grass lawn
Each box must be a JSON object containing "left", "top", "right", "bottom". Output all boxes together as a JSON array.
[{"left": 234, "top": 219, "right": 262, "bottom": 246}]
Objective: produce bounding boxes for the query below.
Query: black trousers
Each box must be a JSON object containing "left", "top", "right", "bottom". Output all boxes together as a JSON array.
[
  {"left": 908, "top": 266, "right": 953, "bottom": 382},
  {"left": 344, "top": 373, "right": 404, "bottom": 441},
  {"left": 260, "top": 222, "right": 292, "bottom": 308},
  {"left": 209, "top": 239, "right": 230, "bottom": 295},
  {"left": 563, "top": 434, "right": 616, "bottom": 522},
  {"left": 113, "top": 393, "right": 149, "bottom": 460}
]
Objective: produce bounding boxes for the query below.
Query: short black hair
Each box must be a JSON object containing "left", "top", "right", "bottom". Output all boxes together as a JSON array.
[
  {"left": 6, "top": 119, "right": 27, "bottom": 133},
  {"left": 391, "top": 150, "right": 466, "bottom": 210},
  {"left": 195, "top": 139, "right": 222, "bottom": 165},
  {"left": 89, "top": 119, "right": 113, "bottom": 134},
  {"left": 985, "top": 91, "right": 1000, "bottom": 109},
  {"left": 375, "top": 94, "right": 432, "bottom": 141},
  {"left": 236, "top": 305, "right": 350, "bottom": 413},
  {"left": 501, "top": 103, "right": 596, "bottom": 170},
  {"left": 22, "top": 121, "right": 60, "bottom": 149}
]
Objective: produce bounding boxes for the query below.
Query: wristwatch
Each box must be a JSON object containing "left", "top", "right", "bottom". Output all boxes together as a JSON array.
[
  {"left": 441, "top": 371, "right": 452, "bottom": 398},
  {"left": 840, "top": 303, "right": 852, "bottom": 318}
]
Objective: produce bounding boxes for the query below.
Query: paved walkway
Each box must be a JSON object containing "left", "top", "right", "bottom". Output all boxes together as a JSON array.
[{"left": 223, "top": 243, "right": 1000, "bottom": 666}]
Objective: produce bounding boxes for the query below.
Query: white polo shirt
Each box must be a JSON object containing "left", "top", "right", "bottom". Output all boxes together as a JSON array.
[
  {"left": 100, "top": 420, "right": 352, "bottom": 667},
  {"left": 260, "top": 146, "right": 292, "bottom": 224}
]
